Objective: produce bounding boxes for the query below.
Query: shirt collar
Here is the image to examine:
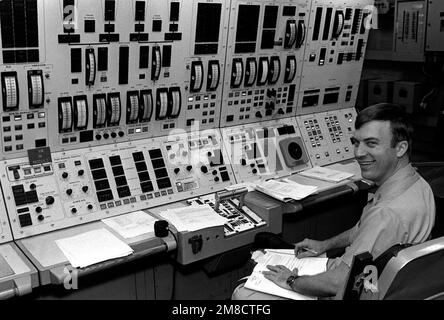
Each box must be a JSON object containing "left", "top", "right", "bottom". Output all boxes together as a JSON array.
[{"left": 373, "top": 163, "right": 418, "bottom": 204}]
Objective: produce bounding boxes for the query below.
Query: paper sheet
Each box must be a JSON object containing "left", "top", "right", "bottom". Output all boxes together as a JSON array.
[
  {"left": 55, "top": 228, "right": 134, "bottom": 268},
  {"left": 102, "top": 211, "right": 158, "bottom": 239},
  {"left": 244, "top": 250, "right": 327, "bottom": 300},
  {"left": 298, "top": 166, "right": 354, "bottom": 183},
  {"left": 159, "top": 205, "right": 228, "bottom": 232},
  {"left": 255, "top": 180, "right": 318, "bottom": 201}
]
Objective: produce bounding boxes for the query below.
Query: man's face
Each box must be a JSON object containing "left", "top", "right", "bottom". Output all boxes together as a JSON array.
[{"left": 352, "top": 120, "right": 400, "bottom": 185}]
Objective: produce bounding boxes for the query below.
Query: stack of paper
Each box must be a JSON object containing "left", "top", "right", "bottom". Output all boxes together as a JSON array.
[
  {"left": 55, "top": 228, "right": 134, "bottom": 268},
  {"left": 255, "top": 179, "right": 318, "bottom": 202},
  {"left": 158, "top": 204, "right": 228, "bottom": 232},
  {"left": 102, "top": 211, "right": 158, "bottom": 239},
  {"left": 298, "top": 166, "right": 354, "bottom": 183},
  {"left": 244, "top": 249, "right": 328, "bottom": 300}
]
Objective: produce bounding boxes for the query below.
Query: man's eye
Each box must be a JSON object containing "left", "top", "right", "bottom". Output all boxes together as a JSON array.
[{"left": 367, "top": 142, "right": 377, "bottom": 147}]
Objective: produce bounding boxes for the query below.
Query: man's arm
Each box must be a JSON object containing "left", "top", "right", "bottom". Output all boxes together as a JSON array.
[
  {"left": 323, "top": 225, "right": 358, "bottom": 251},
  {"left": 263, "top": 262, "right": 350, "bottom": 298},
  {"left": 291, "top": 262, "right": 350, "bottom": 298}
]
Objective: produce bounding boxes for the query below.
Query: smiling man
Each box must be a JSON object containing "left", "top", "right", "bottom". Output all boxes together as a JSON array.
[{"left": 232, "top": 103, "right": 436, "bottom": 300}]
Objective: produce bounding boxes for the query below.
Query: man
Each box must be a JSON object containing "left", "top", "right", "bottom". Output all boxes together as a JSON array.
[{"left": 233, "top": 103, "right": 435, "bottom": 299}]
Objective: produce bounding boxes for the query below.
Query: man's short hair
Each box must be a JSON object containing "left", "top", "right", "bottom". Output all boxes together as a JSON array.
[{"left": 355, "top": 103, "right": 413, "bottom": 152}]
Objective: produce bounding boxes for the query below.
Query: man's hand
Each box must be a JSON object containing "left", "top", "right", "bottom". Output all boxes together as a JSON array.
[
  {"left": 262, "top": 265, "right": 298, "bottom": 290},
  {"left": 294, "top": 238, "right": 327, "bottom": 258}
]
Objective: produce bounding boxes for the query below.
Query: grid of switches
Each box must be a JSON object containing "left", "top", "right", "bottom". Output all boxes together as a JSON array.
[
  {"left": 304, "top": 119, "right": 323, "bottom": 148},
  {"left": 149, "top": 149, "right": 173, "bottom": 195},
  {"left": 186, "top": 93, "right": 217, "bottom": 127},
  {"left": 89, "top": 158, "right": 114, "bottom": 203},
  {"left": 109, "top": 155, "right": 131, "bottom": 198},
  {"left": 133, "top": 151, "right": 154, "bottom": 194},
  {"left": 325, "top": 116, "right": 343, "bottom": 143},
  {"left": 12, "top": 185, "right": 39, "bottom": 206}
]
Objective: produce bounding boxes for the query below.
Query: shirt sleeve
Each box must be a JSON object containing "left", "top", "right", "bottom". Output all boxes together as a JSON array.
[{"left": 337, "top": 206, "right": 407, "bottom": 267}]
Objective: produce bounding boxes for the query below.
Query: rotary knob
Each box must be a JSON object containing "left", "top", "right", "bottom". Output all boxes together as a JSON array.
[
  {"left": 252, "top": 168, "right": 258, "bottom": 174},
  {"left": 186, "top": 165, "right": 193, "bottom": 172},
  {"left": 103, "top": 133, "right": 110, "bottom": 139},
  {"left": 255, "top": 111, "right": 263, "bottom": 118},
  {"left": 111, "top": 132, "right": 117, "bottom": 139},
  {"left": 71, "top": 208, "right": 77, "bottom": 214},
  {"left": 37, "top": 215, "right": 44, "bottom": 221},
  {"left": 46, "top": 196, "right": 55, "bottom": 205},
  {"left": 214, "top": 176, "right": 220, "bottom": 182},
  {"left": 241, "top": 159, "right": 247, "bottom": 166},
  {"left": 66, "top": 189, "right": 73, "bottom": 196},
  {"left": 118, "top": 131, "right": 125, "bottom": 137},
  {"left": 62, "top": 172, "right": 68, "bottom": 179},
  {"left": 78, "top": 169, "right": 85, "bottom": 176},
  {"left": 35, "top": 206, "right": 42, "bottom": 213},
  {"left": 174, "top": 168, "right": 180, "bottom": 174},
  {"left": 30, "top": 183, "right": 36, "bottom": 190},
  {"left": 82, "top": 186, "right": 89, "bottom": 193},
  {"left": 87, "top": 204, "right": 93, "bottom": 210},
  {"left": 200, "top": 166, "right": 208, "bottom": 174}
]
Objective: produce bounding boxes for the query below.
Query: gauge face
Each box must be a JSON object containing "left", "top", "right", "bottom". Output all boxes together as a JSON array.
[{"left": 288, "top": 142, "right": 302, "bottom": 160}]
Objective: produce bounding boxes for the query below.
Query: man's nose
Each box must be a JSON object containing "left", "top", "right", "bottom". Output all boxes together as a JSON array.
[{"left": 354, "top": 143, "right": 367, "bottom": 158}]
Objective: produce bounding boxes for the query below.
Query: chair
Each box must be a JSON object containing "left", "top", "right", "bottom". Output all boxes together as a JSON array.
[
  {"left": 343, "top": 236, "right": 444, "bottom": 300},
  {"left": 376, "top": 236, "right": 444, "bottom": 300}
]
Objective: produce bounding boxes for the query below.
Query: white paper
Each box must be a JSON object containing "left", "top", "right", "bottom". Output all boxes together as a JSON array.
[
  {"left": 102, "top": 211, "right": 158, "bottom": 239},
  {"left": 159, "top": 204, "right": 228, "bottom": 232},
  {"left": 55, "top": 228, "right": 134, "bottom": 268},
  {"left": 244, "top": 250, "right": 327, "bottom": 300},
  {"left": 298, "top": 166, "right": 354, "bottom": 183},
  {"left": 255, "top": 179, "right": 318, "bottom": 201},
  {"left": 225, "top": 182, "right": 257, "bottom": 192}
]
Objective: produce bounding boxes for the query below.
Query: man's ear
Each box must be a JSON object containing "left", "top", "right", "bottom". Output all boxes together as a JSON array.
[{"left": 396, "top": 141, "right": 409, "bottom": 158}]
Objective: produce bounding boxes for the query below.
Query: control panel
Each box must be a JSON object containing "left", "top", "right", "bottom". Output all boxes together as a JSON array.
[
  {"left": 297, "top": 0, "right": 373, "bottom": 115},
  {"left": 296, "top": 107, "right": 356, "bottom": 166},
  {"left": 183, "top": 0, "right": 230, "bottom": 130},
  {"left": 221, "top": 118, "right": 311, "bottom": 183},
  {"left": 0, "top": 191, "right": 12, "bottom": 243},
  {"left": 187, "top": 194, "right": 267, "bottom": 237},
  {"left": 0, "top": 129, "right": 235, "bottom": 239},
  {"left": 220, "top": 0, "right": 311, "bottom": 127}
]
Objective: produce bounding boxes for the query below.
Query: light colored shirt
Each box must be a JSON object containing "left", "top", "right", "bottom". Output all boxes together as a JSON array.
[{"left": 331, "top": 163, "right": 435, "bottom": 269}]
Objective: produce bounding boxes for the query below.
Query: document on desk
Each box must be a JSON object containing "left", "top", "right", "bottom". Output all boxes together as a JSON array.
[
  {"left": 55, "top": 228, "right": 134, "bottom": 268},
  {"left": 158, "top": 204, "right": 228, "bottom": 232},
  {"left": 298, "top": 166, "right": 354, "bottom": 183},
  {"left": 102, "top": 211, "right": 158, "bottom": 239},
  {"left": 255, "top": 180, "right": 318, "bottom": 202},
  {"left": 245, "top": 250, "right": 328, "bottom": 300}
]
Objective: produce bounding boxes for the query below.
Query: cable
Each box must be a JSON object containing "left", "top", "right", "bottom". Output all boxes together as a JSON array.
[{"left": 168, "top": 228, "right": 178, "bottom": 300}]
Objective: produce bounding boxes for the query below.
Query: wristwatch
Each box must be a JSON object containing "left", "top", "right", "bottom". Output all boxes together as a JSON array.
[{"left": 286, "top": 274, "right": 299, "bottom": 288}]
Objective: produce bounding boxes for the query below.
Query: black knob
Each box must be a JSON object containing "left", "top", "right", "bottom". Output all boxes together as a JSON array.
[
  {"left": 96, "top": 134, "right": 102, "bottom": 140},
  {"left": 36, "top": 206, "right": 42, "bottom": 213},
  {"left": 71, "top": 208, "right": 77, "bottom": 214},
  {"left": 214, "top": 176, "right": 220, "bottom": 182},
  {"left": 111, "top": 132, "right": 117, "bottom": 139},
  {"left": 37, "top": 215, "right": 44, "bottom": 221},
  {"left": 30, "top": 183, "right": 36, "bottom": 190},
  {"left": 78, "top": 169, "right": 84, "bottom": 176},
  {"left": 212, "top": 170, "right": 218, "bottom": 176},
  {"left": 62, "top": 172, "right": 68, "bottom": 179},
  {"left": 250, "top": 163, "right": 255, "bottom": 168},
  {"left": 103, "top": 133, "right": 110, "bottom": 139},
  {"left": 266, "top": 110, "right": 273, "bottom": 116},
  {"left": 252, "top": 169, "right": 258, "bottom": 174},
  {"left": 87, "top": 204, "right": 93, "bottom": 210},
  {"left": 255, "top": 111, "right": 263, "bottom": 118},
  {"left": 241, "top": 159, "right": 247, "bottom": 166},
  {"left": 201, "top": 166, "right": 208, "bottom": 174},
  {"left": 66, "top": 189, "right": 73, "bottom": 196},
  {"left": 186, "top": 165, "right": 193, "bottom": 171},
  {"left": 278, "top": 108, "right": 285, "bottom": 115},
  {"left": 82, "top": 186, "right": 89, "bottom": 193},
  {"left": 118, "top": 131, "right": 125, "bottom": 137},
  {"left": 207, "top": 152, "right": 212, "bottom": 157},
  {"left": 46, "top": 196, "right": 55, "bottom": 205},
  {"left": 174, "top": 168, "right": 180, "bottom": 174}
]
